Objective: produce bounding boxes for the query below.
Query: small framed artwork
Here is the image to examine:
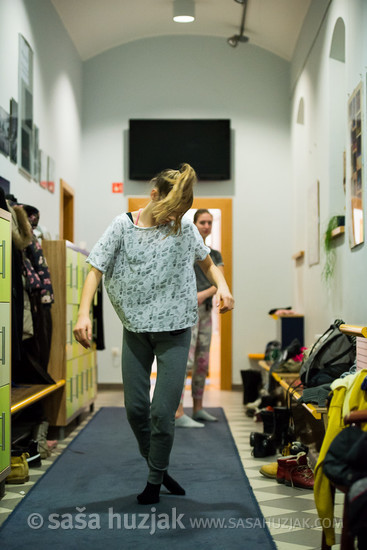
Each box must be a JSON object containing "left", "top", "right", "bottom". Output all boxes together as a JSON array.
[
  {"left": 39, "top": 149, "right": 48, "bottom": 189},
  {"left": 47, "top": 155, "right": 55, "bottom": 193},
  {"left": 307, "top": 179, "right": 320, "bottom": 266},
  {"left": 32, "top": 124, "right": 40, "bottom": 182},
  {"left": 9, "top": 98, "right": 18, "bottom": 163},
  {"left": 348, "top": 82, "right": 363, "bottom": 248},
  {"left": 18, "top": 34, "right": 34, "bottom": 176},
  {"left": 0, "top": 106, "right": 10, "bottom": 157}
]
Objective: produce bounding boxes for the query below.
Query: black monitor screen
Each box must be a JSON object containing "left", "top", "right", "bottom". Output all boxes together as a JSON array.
[{"left": 129, "top": 119, "right": 231, "bottom": 181}]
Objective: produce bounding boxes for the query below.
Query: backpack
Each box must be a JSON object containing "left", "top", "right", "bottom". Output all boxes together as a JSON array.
[{"left": 299, "top": 319, "right": 356, "bottom": 387}]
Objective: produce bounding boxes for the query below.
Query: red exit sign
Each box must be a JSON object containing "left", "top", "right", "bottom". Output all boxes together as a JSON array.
[{"left": 112, "top": 182, "right": 123, "bottom": 193}]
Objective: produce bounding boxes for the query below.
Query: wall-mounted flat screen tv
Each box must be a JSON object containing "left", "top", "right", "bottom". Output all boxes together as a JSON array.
[{"left": 129, "top": 119, "right": 231, "bottom": 181}]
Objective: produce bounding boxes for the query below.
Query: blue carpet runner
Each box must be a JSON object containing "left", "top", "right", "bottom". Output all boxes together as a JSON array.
[{"left": 0, "top": 407, "right": 276, "bottom": 549}]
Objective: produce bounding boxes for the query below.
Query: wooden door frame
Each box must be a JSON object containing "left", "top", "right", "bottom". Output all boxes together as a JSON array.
[
  {"left": 60, "top": 179, "right": 75, "bottom": 242},
  {"left": 128, "top": 197, "right": 233, "bottom": 390}
]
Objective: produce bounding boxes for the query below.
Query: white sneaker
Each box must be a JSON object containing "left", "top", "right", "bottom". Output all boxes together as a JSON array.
[
  {"left": 175, "top": 414, "right": 205, "bottom": 428},
  {"left": 192, "top": 410, "right": 218, "bottom": 422}
]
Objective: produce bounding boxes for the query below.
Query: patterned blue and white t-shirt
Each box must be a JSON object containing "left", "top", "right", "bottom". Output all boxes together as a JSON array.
[{"left": 87, "top": 213, "right": 210, "bottom": 332}]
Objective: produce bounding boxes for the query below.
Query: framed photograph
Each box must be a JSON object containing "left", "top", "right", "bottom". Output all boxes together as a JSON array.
[
  {"left": 39, "top": 149, "right": 48, "bottom": 189},
  {"left": 0, "top": 176, "right": 10, "bottom": 196},
  {"left": 0, "top": 106, "right": 10, "bottom": 157},
  {"left": 47, "top": 156, "right": 55, "bottom": 193},
  {"left": 348, "top": 82, "right": 364, "bottom": 247},
  {"left": 9, "top": 98, "right": 18, "bottom": 163},
  {"left": 18, "top": 34, "right": 33, "bottom": 176},
  {"left": 307, "top": 180, "right": 320, "bottom": 266},
  {"left": 32, "top": 124, "right": 40, "bottom": 182}
]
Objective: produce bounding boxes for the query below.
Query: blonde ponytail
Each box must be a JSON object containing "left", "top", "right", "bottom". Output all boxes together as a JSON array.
[{"left": 151, "top": 163, "right": 196, "bottom": 234}]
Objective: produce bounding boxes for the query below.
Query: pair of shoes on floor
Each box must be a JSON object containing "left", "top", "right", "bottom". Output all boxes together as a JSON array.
[
  {"left": 175, "top": 414, "right": 204, "bottom": 428},
  {"left": 259, "top": 452, "right": 314, "bottom": 489},
  {"left": 192, "top": 409, "right": 218, "bottom": 422},
  {"left": 175, "top": 410, "right": 218, "bottom": 428}
]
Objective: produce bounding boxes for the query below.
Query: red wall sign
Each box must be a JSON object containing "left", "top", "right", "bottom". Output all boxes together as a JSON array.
[{"left": 112, "top": 182, "right": 123, "bottom": 193}]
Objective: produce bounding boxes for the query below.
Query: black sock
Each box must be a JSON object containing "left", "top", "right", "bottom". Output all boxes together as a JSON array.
[
  {"left": 162, "top": 472, "right": 186, "bottom": 495},
  {"left": 137, "top": 482, "right": 161, "bottom": 505}
]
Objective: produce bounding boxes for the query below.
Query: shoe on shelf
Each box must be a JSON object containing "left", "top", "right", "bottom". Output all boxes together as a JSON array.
[
  {"left": 259, "top": 462, "right": 278, "bottom": 479},
  {"left": 6, "top": 453, "right": 30, "bottom": 484},
  {"left": 175, "top": 414, "right": 204, "bottom": 428},
  {"left": 192, "top": 409, "right": 218, "bottom": 422}
]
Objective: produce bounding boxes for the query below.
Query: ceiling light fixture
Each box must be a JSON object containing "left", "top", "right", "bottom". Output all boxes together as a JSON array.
[
  {"left": 173, "top": 0, "right": 195, "bottom": 23},
  {"left": 227, "top": 0, "right": 249, "bottom": 47}
]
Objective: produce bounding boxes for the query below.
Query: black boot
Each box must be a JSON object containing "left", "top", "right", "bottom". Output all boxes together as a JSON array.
[
  {"left": 272, "top": 406, "right": 291, "bottom": 451},
  {"left": 260, "top": 409, "right": 274, "bottom": 434},
  {"left": 250, "top": 408, "right": 274, "bottom": 446},
  {"left": 251, "top": 432, "right": 277, "bottom": 458},
  {"left": 240, "top": 369, "right": 263, "bottom": 405}
]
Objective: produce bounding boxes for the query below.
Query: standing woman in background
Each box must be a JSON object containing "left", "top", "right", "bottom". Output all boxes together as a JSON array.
[
  {"left": 175, "top": 209, "right": 224, "bottom": 427},
  {"left": 73, "top": 165, "right": 234, "bottom": 505}
]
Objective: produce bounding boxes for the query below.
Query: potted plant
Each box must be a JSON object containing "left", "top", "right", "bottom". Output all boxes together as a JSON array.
[{"left": 322, "top": 215, "right": 345, "bottom": 282}]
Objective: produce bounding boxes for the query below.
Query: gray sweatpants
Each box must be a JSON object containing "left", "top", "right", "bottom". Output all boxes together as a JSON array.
[{"left": 121, "top": 327, "right": 191, "bottom": 484}]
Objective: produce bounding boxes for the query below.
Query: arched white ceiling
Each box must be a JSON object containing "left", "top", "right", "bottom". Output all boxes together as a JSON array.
[{"left": 51, "top": 0, "right": 311, "bottom": 62}]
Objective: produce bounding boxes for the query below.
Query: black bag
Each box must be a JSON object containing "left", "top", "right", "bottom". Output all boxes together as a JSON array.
[{"left": 299, "top": 319, "right": 356, "bottom": 387}]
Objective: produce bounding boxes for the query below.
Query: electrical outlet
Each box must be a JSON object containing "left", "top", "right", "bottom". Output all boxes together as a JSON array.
[{"left": 111, "top": 347, "right": 120, "bottom": 357}]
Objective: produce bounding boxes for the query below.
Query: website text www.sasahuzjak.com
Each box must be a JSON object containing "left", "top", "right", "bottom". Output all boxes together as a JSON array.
[{"left": 26, "top": 507, "right": 344, "bottom": 535}]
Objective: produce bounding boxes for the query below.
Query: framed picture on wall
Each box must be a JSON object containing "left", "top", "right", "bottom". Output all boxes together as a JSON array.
[
  {"left": 32, "top": 124, "right": 40, "bottom": 182},
  {"left": 47, "top": 156, "right": 55, "bottom": 193},
  {"left": 39, "top": 149, "right": 48, "bottom": 189},
  {"left": 0, "top": 106, "right": 10, "bottom": 157},
  {"left": 9, "top": 98, "right": 18, "bottom": 164},
  {"left": 18, "top": 34, "right": 34, "bottom": 176},
  {"left": 307, "top": 180, "right": 320, "bottom": 266},
  {"left": 348, "top": 82, "right": 363, "bottom": 248}
]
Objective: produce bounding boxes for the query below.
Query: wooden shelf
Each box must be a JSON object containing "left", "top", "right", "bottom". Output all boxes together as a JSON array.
[
  {"left": 339, "top": 324, "right": 367, "bottom": 338},
  {"left": 258, "top": 360, "right": 326, "bottom": 420},
  {"left": 11, "top": 380, "right": 65, "bottom": 414},
  {"left": 248, "top": 353, "right": 265, "bottom": 360},
  {"left": 292, "top": 250, "right": 305, "bottom": 260},
  {"left": 331, "top": 226, "right": 345, "bottom": 238}
]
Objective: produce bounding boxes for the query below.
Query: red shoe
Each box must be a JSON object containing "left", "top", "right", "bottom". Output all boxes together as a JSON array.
[
  {"left": 289, "top": 464, "right": 314, "bottom": 489},
  {"left": 276, "top": 452, "right": 307, "bottom": 484}
]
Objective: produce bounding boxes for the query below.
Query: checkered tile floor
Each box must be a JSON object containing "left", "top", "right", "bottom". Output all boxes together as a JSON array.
[
  {"left": 224, "top": 398, "right": 343, "bottom": 550},
  {"left": 0, "top": 389, "right": 344, "bottom": 549},
  {"left": 0, "top": 414, "right": 93, "bottom": 528}
]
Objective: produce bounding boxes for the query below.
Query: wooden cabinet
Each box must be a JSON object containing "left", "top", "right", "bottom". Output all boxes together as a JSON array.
[
  {"left": 43, "top": 241, "right": 97, "bottom": 427},
  {"left": 0, "top": 209, "right": 11, "bottom": 484}
]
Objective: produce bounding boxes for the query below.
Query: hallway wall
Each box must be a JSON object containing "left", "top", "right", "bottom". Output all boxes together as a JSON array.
[
  {"left": 79, "top": 36, "right": 292, "bottom": 383},
  {"left": 290, "top": 0, "right": 367, "bottom": 345},
  {"left": 5, "top": 1, "right": 364, "bottom": 386},
  {"left": 0, "top": 0, "right": 83, "bottom": 235}
]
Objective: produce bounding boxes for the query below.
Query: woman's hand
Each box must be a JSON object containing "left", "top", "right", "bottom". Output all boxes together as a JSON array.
[
  {"left": 73, "top": 315, "right": 92, "bottom": 349},
  {"left": 196, "top": 256, "right": 234, "bottom": 314},
  {"left": 215, "top": 287, "right": 235, "bottom": 314},
  {"left": 73, "top": 267, "right": 103, "bottom": 349}
]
